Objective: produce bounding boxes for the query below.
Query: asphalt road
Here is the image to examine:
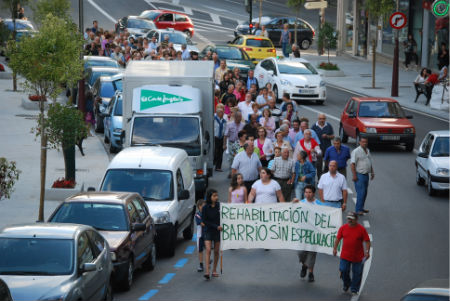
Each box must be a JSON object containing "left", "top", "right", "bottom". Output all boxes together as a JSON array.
[{"left": 67, "top": 1, "right": 449, "bottom": 300}]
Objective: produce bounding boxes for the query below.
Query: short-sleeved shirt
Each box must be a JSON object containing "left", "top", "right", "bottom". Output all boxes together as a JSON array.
[
  {"left": 324, "top": 145, "right": 351, "bottom": 168},
  {"left": 270, "top": 157, "right": 295, "bottom": 179},
  {"left": 225, "top": 121, "right": 245, "bottom": 142},
  {"left": 252, "top": 179, "right": 281, "bottom": 204},
  {"left": 256, "top": 94, "right": 272, "bottom": 106},
  {"left": 238, "top": 101, "right": 254, "bottom": 121},
  {"left": 317, "top": 172, "right": 347, "bottom": 201},
  {"left": 231, "top": 151, "right": 262, "bottom": 181},
  {"left": 337, "top": 223, "right": 370, "bottom": 262},
  {"left": 351, "top": 146, "right": 373, "bottom": 174}
]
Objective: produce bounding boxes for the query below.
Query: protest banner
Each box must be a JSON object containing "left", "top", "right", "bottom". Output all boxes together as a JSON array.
[{"left": 220, "top": 202, "right": 342, "bottom": 255}]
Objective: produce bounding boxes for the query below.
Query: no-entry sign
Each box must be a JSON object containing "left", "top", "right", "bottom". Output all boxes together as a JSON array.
[{"left": 390, "top": 12, "right": 407, "bottom": 29}]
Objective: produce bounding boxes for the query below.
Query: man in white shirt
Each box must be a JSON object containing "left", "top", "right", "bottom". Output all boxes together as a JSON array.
[
  {"left": 148, "top": 36, "right": 158, "bottom": 53},
  {"left": 238, "top": 92, "right": 254, "bottom": 121},
  {"left": 351, "top": 137, "right": 374, "bottom": 216},
  {"left": 318, "top": 160, "right": 348, "bottom": 210},
  {"left": 181, "top": 44, "right": 191, "bottom": 60}
]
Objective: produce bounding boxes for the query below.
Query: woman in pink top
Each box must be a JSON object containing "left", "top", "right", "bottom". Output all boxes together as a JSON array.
[
  {"left": 255, "top": 127, "right": 274, "bottom": 167},
  {"left": 259, "top": 108, "right": 276, "bottom": 141},
  {"left": 228, "top": 173, "right": 247, "bottom": 203}
]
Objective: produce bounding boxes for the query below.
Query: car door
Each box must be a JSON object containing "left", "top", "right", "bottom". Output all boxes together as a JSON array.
[
  {"left": 77, "top": 231, "right": 101, "bottom": 300},
  {"left": 174, "top": 14, "right": 188, "bottom": 31},
  {"left": 132, "top": 197, "right": 153, "bottom": 259},
  {"left": 86, "top": 230, "right": 110, "bottom": 299},
  {"left": 342, "top": 99, "right": 358, "bottom": 138},
  {"left": 176, "top": 169, "right": 189, "bottom": 225},
  {"left": 417, "top": 133, "right": 434, "bottom": 178},
  {"left": 157, "top": 13, "right": 174, "bottom": 29},
  {"left": 266, "top": 59, "right": 278, "bottom": 87},
  {"left": 256, "top": 59, "right": 270, "bottom": 87},
  {"left": 126, "top": 200, "right": 147, "bottom": 267},
  {"left": 267, "top": 18, "right": 284, "bottom": 44}
]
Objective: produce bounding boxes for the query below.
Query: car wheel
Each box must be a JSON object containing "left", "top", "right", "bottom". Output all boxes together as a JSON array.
[
  {"left": 121, "top": 258, "right": 134, "bottom": 291},
  {"left": 316, "top": 99, "right": 324, "bottom": 105},
  {"left": 103, "top": 279, "right": 113, "bottom": 301},
  {"left": 273, "top": 85, "right": 279, "bottom": 103},
  {"left": 184, "top": 30, "right": 192, "bottom": 38},
  {"left": 427, "top": 174, "right": 436, "bottom": 196},
  {"left": 182, "top": 213, "right": 194, "bottom": 240},
  {"left": 300, "top": 39, "right": 311, "bottom": 50},
  {"left": 143, "top": 243, "right": 156, "bottom": 271},
  {"left": 416, "top": 166, "right": 425, "bottom": 186},
  {"left": 405, "top": 141, "right": 414, "bottom": 152},
  {"left": 339, "top": 125, "right": 348, "bottom": 143}
]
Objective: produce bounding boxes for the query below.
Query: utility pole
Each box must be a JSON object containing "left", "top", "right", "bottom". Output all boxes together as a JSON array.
[
  {"left": 78, "top": 0, "right": 85, "bottom": 113},
  {"left": 245, "top": 0, "right": 253, "bottom": 33},
  {"left": 259, "top": 0, "right": 263, "bottom": 25},
  {"left": 391, "top": 0, "right": 400, "bottom": 97}
]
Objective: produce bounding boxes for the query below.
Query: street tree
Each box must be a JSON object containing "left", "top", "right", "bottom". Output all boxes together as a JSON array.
[
  {"left": 365, "top": 0, "right": 395, "bottom": 88},
  {"left": 318, "top": 22, "right": 338, "bottom": 64},
  {"left": 7, "top": 14, "right": 84, "bottom": 221},
  {"left": 31, "top": 0, "right": 71, "bottom": 27},
  {"left": 0, "top": 157, "right": 21, "bottom": 200},
  {"left": 286, "top": 0, "right": 305, "bottom": 45}
]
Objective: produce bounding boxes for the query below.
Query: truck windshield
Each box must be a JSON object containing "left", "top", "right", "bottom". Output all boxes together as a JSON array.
[
  {"left": 132, "top": 117, "right": 201, "bottom": 156},
  {"left": 101, "top": 169, "right": 174, "bottom": 201}
]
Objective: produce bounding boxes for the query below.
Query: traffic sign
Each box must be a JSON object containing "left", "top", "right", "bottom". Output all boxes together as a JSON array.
[
  {"left": 432, "top": 0, "right": 449, "bottom": 18},
  {"left": 389, "top": 12, "right": 407, "bottom": 30},
  {"left": 304, "top": 1, "right": 328, "bottom": 10}
]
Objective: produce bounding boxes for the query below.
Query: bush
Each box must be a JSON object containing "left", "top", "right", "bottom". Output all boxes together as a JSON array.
[
  {"left": 318, "top": 62, "right": 340, "bottom": 71},
  {"left": 0, "top": 158, "right": 21, "bottom": 200}
]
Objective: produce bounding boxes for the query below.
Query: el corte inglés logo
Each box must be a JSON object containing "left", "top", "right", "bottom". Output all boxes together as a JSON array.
[{"left": 140, "top": 90, "right": 192, "bottom": 110}]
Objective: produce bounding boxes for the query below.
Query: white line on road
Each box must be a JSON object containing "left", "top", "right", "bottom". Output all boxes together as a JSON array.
[
  {"left": 363, "top": 220, "right": 370, "bottom": 228},
  {"left": 352, "top": 197, "right": 356, "bottom": 204},
  {"left": 210, "top": 13, "right": 221, "bottom": 25},
  {"left": 352, "top": 246, "right": 373, "bottom": 301},
  {"left": 87, "top": 0, "right": 116, "bottom": 23},
  {"left": 299, "top": 105, "right": 340, "bottom": 122},
  {"left": 144, "top": 0, "right": 158, "bottom": 10},
  {"left": 192, "top": 19, "right": 234, "bottom": 31},
  {"left": 368, "top": 234, "right": 373, "bottom": 241},
  {"left": 184, "top": 6, "right": 193, "bottom": 14}
]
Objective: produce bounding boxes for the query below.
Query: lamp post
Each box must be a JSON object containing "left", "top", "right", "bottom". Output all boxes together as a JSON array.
[
  {"left": 78, "top": 0, "right": 85, "bottom": 113},
  {"left": 391, "top": 0, "right": 400, "bottom": 97}
]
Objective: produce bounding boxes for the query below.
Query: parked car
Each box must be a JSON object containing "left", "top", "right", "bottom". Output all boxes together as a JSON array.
[
  {"left": 415, "top": 130, "right": 449, "bottom": 196},
  {"left": 98, "top": 147, "right": 196, "bottom": 257},
  {"left": 401, "top": 279, "right": 449, "bottom": 300},
  {"left": 84, "top": 56, "right": 120, "bottom": 70},
  {"left": 145, "top": 28, "right": 198, "bottom": 53},
  {"left": 102, "top": 92, "right": 123, "bottom": 153},
  {"left": 339, "top": 97, "right": 416, "bottom": 151},
  {"left": 115, "top": 16, "right": 156, "bottom": 37},
  {"left": 0, "top": 279, "right": 12, "bottom": 301},
  {"left": 0, "top": 223, "right": 113, "bottom": 301},
  {"left": 234, "top": 16, "right": 315, "bottom": 49},
  {"left": 255, "top": 57, "right": 326, "bottom": 104},
  {"left": 1, "top": 19, "right": 37, "bottom": 42},
  {"left": 90, "top": 74, "right": 123, "bottom": 133},
  {"left": 48, "top": 192, "right": 156, "bottom": 290},
  {"left": 85, "top": 66, "right": 121, "bottom": 91},
  {"left": 139, "top": 9, "right": 194, "bottom": 37},
  {"left": 227, "top": 35, "right": 276, "bottom": 64},
  {"left": 199, "top": 45, "right": 254, "bottom": 78}
]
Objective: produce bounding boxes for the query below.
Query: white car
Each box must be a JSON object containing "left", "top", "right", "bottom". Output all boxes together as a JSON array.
[
  {"left": 254, "top": 57, "right": 326, "bottom": 104},
  {"left": 415, "top": 130, "right": 450, "bottom": 196}
]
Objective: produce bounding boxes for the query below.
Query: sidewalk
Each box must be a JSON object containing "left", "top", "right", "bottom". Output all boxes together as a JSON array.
[
  {"left": 301, "top": 51, "right": 449, "bottom": 121},
  {"left": 0, "top": 73, "right": 110, "bottom": 229}
]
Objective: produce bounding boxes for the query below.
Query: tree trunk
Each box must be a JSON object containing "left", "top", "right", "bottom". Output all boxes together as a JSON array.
[
  {"left": 294, "top": 8, "right": 299, "bottom": 45},
  {"left": 12, "top": 18, "right": 17, "bottom": 92},
  {"left": 371, "top": 38, "right": 376, "bottom": 88},
  {"left": 63, "top": 144, "right": 76, "bottom": 181},
  {"left": 38, "top": 104, "right": 47, "bottom": 221},
  {"left": 259, "top": 0, "right": 262, "bottom": 25}
]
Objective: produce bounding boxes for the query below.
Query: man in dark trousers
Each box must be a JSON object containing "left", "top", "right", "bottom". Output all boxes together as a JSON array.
[{"left": 213, "top": 108, "right": 227, "bottom": 171}]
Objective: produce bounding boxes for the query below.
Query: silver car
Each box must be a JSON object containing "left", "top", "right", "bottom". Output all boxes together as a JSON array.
[{"left": 0, "top": 223, "right": 113, "bottom": 301}]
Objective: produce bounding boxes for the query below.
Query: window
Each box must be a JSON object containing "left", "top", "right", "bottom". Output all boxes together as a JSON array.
[
  {"left": 114, "top": 97, "right": 123, "bottom": 116},
  {"left": 100, "top": 82, "right": 115, "bottom": 98},
  {"left": 127, "top": 202, "right": 141, "bottom": 223},
  {"left": 277, "top": 62, "right": 318, "bottom": 75},
  {"left": 176, "top": 169, "right": 184, "bottom": 192},
  {"left": 431, "top": 137, "right": 449, "bottom": 157},
  {"left": 180, "top": 159, "right": 192, "bottom": 189},
  {"left": 175, "top": 14, "right": 188, "bottom": 22},
  {"left": 358, "top": 102, "right": 406, "bottom": 118},
  {"left": 246, "top": 39, "right": 273, "bottom": 48},
  {"left": 159, "top": 13, "right": 173, "bottom": 22},
  {"left": 260, "top": 60, "right": 271, "bottom": 70},
  {"left": 233, "top": 37, "right": 244, "bottom": 45},
  {"left": 424, "top": 134, "right": 435, "bottom": 154},
  {"left": 87, "top": 230, "right": 105, "bottom": 257},
  {"left": 132, "top": 198, "right": 148, "bottom": 221},
  {"left": 345, "top": 100, "right": 356, "bottom": 114},
  {"left": 78, "top": 233, "right": 94, "bottom": 269}
]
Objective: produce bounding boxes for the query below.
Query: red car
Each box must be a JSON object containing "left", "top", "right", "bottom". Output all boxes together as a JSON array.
[
  {"left": 139, "top": 10, "right": 194, "bottom": 37},
  {"left": 339, "top": 97, "right": 416, "bottom": 151}
]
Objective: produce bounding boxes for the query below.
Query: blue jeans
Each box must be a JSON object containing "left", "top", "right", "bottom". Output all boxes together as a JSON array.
[
  {"left": 339, "top": 259, "right": 363, "bottom": 293},
  {"left": 281, "top": 42, "right": 289, "bottom": 58},
  {"left": 322, "top": 200, "right": 342, "bottom": 208},
  {"left": 354, "top": 173, "right": 369, "bottom": 213},
  {"left": 294, "top": 182, "right": 306, "bottom": 199}
]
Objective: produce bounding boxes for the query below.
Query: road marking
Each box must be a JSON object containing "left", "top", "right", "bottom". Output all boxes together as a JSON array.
[
  {"left": 352, "top": 247, "right": 373, "bottom": 301},
  {"left": 184, "top": 6, "right": 193, "bottom": 14},
  {"left": 185, "top": 245, "right": 196, "bottom": 254},
  {"left": 347, "top": 188, "right": 353, "bottom": 194},
  {"left": 363, "top": 220, "right": 370, "bottom": 228},
  {"left": 174, "top": 258, "right": 188, "bottom": 268},
  {"left": 138, "top": 289, "right": 159, "bottom": 300},
  {"left": 192, "top": 233, "right": 197, "bottom": 241},
  {"left": 193, "top": 22, "right": 233, "bottom": 32},
  {"left": 195, "top": 31, "right": 213, "bottom": 44},
  {"left": 299, "top": 105, "right": 340, "bottom": 122},
  {"left": 144, "top": 0, "right": 158, "bottom": 9},
  {"left": 87, "top": 0, "right": 116, "bottom": 23},
  {"left": 352, "top": 197, "right": 356, "bottom": 204},
  {"left": 193, "top": 19, "right": 235, "bottom": 30},
  {"left": 159, "top": 273, "right": 176, "bottom": 284},
  {"left": 210, "top": 13, "right": 221, "bottom": 25}
]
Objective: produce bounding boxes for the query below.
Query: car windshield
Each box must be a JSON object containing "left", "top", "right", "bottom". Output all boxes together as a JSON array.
[
  {"left": 50, "top": 203, "right": 128, "bottom": 231},
  {"left": 140, "top": 11, "right": 160, "bottom": 20},
  {"left": 100, "top": 82, "right": 116, "bottom": 98},
  {"left": 216, "top": 47, "right": 245, "bottom": 60},
  {"left": 0, "top": 238, "right": 73, "bottom": 275},
  {"left": 278, "top": 62, "right": 318, "bottom": 74},
  {"left": 132, "top": 116, "right": 201, "bottom": 156},
  {"left": 101, "top": 169, "right": 174, "bottom": 201},
  {"left": 85, "top": 59, "right": 119, "bottom": 69},
  {"left": 127, "top": 19, "right": 155, "bottom": 30},
  {"left": 431, "top": 137, "right": 449, "bottom": 157},
  {"left": 114, "top": 98, "right": 123, "bottom": 116},
  {"left": 164, "top": 32, "right": 192, "bottom": 45},
  {"left": 89, "top": 70, "right": 119, "bottom": 86},
  {"left": 358, "top": 101, "right": 406, "bottom": 118},
  {"left": 246, "top": 38, "right": 273, "bottom": 48}
]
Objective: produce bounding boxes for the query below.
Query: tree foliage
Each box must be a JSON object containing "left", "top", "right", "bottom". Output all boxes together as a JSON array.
[
  {"left": 318, "top": 22, "right": 339, "bottom": 63},
  {"left": 365, "top": 0, "right": 395, "bottom": 21},
  {"left": 31, "top": 0, "right": 71, "bottom": 27},
  {"left": 0, "top": 157, "right": 21, "bottom": 200}
]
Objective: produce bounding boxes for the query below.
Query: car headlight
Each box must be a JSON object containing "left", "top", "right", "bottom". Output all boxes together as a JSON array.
[
  {"left": 365, "top": 127, "right": 377, "bottom": 133},
  {"left": 153, "top": 211, "right": 171, "bottom": 224},
  {"left": 436, "top": 168, "right": 449, "bottom": 176},
  {"left": 110, "top": 251, "right": 117, "bottom": 261},
  {"left": 280, "top": 79, "right": 292, "bottom": 86},
  {"left": 320, "top": 80, "right": 326, "bottom": 87},
  {"left": 404, "top": 128, "right": 414, "bottom": 134}
]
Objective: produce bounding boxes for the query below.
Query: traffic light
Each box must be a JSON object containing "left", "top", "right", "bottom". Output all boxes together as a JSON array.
[{"left": 249, "top": 23, "right": 253, "bottom": 32}]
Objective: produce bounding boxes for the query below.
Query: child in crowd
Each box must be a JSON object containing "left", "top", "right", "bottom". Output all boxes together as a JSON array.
[
  {"left": 267, "top": 146, "right": 282, "bottom": 169},
  {"left": 228, "top": 173, "right": 248, "bottom": 204},
  {"left": 195, "top": 199, "right": 206, "bottom": 272}
]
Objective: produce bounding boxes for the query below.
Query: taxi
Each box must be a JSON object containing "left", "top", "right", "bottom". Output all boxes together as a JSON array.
[{"left": 228, "top": 35, "right": 276, "bottom": 64}]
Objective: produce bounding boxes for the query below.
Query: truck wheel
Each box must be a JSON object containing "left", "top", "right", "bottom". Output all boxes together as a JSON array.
[
  {"left": 339, "top": 126, "right": 348, "bottom": 143},
  {"left": 183, "top": 214, "right": 194, "bottom": 240},
  {"left": 142, "top": 243, "right": 156, "bottom": 271}
]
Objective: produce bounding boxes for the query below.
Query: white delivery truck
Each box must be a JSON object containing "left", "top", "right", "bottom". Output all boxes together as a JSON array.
[{"left": 122, "top": 61, "right": 214, "bottom": 198}]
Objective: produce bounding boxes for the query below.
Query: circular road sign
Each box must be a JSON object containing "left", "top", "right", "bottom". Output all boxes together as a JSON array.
[
  {"left": 389, "top": 12, "right": 407, "bottom": 30},
  {"left": 432, "top": 0, "right": 449, "bottom": 18}
]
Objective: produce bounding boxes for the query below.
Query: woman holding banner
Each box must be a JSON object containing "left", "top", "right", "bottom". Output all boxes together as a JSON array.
[
  {"left": 248, "top": 168, "right": 286, "bottom": 204},
  {"left": 202, "top": 189, "right": 222, "bottom": 280}
]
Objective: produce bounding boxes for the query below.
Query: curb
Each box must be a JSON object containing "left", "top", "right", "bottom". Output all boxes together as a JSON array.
[{"left": 45, "top": 182, "right": 85, "bottom": 201}]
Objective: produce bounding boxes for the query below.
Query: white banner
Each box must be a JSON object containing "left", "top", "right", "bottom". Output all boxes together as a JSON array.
[{"left": 220, "top": 202, "right": 342, "bottom": 255}]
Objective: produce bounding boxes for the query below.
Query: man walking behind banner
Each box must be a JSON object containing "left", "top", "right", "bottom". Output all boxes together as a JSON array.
[
  {"left": 317, "top": 160, "right": 348, "bottom": 210},
  {"left": 270, "top": 148, "right": 295, "bottom": 202},
  {"left": 333, "top": 212, "right": 371, "bottom": 296},
  {"left": 351, "top": 137, "right": 374, "bottom": 216}
]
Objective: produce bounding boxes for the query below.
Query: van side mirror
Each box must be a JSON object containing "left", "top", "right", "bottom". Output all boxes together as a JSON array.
[
  {"left": 178, "top": 189, "right": 190, "bottom": 200},
  {"left": 81, "top": 263, "right": 96, "bottom": 273}
]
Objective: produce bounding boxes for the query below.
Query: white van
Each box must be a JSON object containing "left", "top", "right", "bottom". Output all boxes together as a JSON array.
[{"left": 99, "top": 146, "right": 196, "bottom": 256}]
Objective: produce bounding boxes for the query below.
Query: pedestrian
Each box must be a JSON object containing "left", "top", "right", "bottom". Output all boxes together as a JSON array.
[
  {"left": 324, "top": 137, "right": 351, "bottom": 177},
  {"left": 246, "top": 69, "right": 259, "bottom": 91},
  {"left": 317, "top": 160, "right": 348, "bottom": 210},
  {"left": 224, "top": 111, "right": 245, "bottom": 176},
  {"left": 255, "top": 87, "right": 272, "bottom": 109},
  {"left": 437, "top": 42, "right": 449, "bottom": 70},
  {"left": 290, "top": 44, "right": 301, "bottom": 58},
  {"left": 297, "top": 184, "right": 325, "bottom": 282},
  {"left": 259, "top": 108, "right": 276, "bottom": 141},
  {"left": 281, "top": 102, "right": 298, "bottom": 124},
  {"left": 195, "top": 200, "right": 206, "bottom": 272},
  {"left": 293, "top": 130, "right": 322, "bottom": 172},
  {"left": 280, "top": 93, "right": 298, "bottom": 113},
  {"left": 202, "top": 189, "right": 223, "bottom": 280},
  {"left": 333, "top": 212, "right": 371, "bottom": 296},
  {"left": 239, "top": 134, "right": 260, "bottom": 157},
  {"left": 350, "top": 137, "right": 374, "bottom": 216},
  {"left": 243, "top": 113, "right": 260, "bottom": 138},
  {"left": 273, "top": 131, "right": 293, "bottom": 158},
  {"left": 268, "top": 146, "right": 281, "bottom": 169},
  {"left": 259, "top": 25, "right": 269, "bottom": 38},
  {"left": 279, "top": 23, "right": 291, "bottom": 58},
  {"left": 248, "top": 167, "right": 286, "bottom": 203},
  {"left": 214, "top": 108, "right": 227, "bottom": 172},
  {"left": 293, "top": 120, "right": 321, "bottom": 147},
  {"left": 255, "top": 127, "right": 273, "bottom": 167},
  {"left": 403, "top": 33, "right": 418, "bottom": 69},
  {"left": 294, "top": 151, "right": 316, "bottom": 200},
  {"left": 270, "top": 148, "right": 295, "bottom": 202},
  {"left": 265, "top": 98, "right": 282, "bottom": 127},
  {"left": 228, "top": 173, "right": 248, "bottom": 204},
  {"left": 231, "top": 142, "right": 262, "bottom": 193},
  {"left": 311, "top": 114, "right": 334, "bottom": 178},
  {"left": 111, "top": 45, "right": 126, "bottom": 67},
  {"left": 215, "top": 60, "right": 229, "bottom": 85}
]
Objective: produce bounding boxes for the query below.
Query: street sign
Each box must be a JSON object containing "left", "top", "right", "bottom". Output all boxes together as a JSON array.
[
  {"left": 304, "top": 1, "right": 328, "bottom": 10},
  {"left": 389, "top": 12, "right": 407, "bottom": 30},
  {"left": 432, "top": 0, "right": 449, "bottom": 18}
]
